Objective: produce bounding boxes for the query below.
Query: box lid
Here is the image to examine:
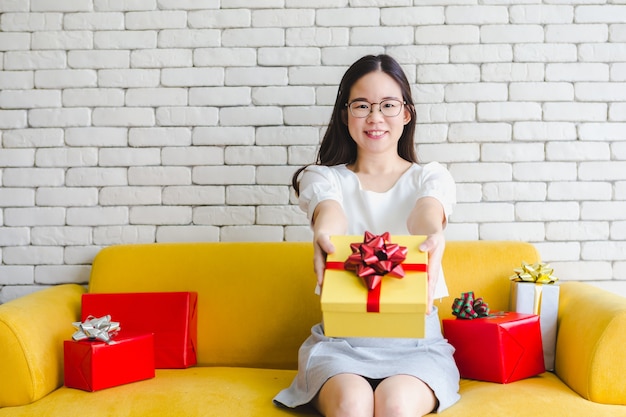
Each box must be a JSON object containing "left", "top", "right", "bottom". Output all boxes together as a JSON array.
[{"left": 322, "top": 234, "right": 428, "bottom": 314}]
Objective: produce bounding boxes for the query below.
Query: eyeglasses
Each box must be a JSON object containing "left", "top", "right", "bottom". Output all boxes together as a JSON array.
[{"left": 346, "top": 99, "right": 406, "bottom": 118}]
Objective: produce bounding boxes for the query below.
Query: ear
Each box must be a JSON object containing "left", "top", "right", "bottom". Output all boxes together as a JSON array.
[
  {"left": 341, "top": 108, "right": 348, "bottom": 125},
  {"left": 402, "top": 105, "right": 411, "bottom": 125}
]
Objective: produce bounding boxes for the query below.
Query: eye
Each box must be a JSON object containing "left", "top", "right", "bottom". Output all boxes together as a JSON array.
[
  {"left": 351, "top": 102, "right": 370, "bottom": 110},
  {"left": 382, "top": 100, "right": 399, "bottom": 108}
]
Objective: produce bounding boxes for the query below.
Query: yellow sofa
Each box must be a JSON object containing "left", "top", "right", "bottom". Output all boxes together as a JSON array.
[{"left": 1, "top": 241, "right": 625, "bottom": 416}]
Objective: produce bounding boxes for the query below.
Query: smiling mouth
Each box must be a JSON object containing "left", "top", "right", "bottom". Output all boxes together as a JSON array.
[{"left": 366, "top": 130, "right": 386, "bottom": 138}]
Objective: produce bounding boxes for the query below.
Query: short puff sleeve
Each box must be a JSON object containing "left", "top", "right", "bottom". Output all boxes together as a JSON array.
[
  {"left": 297, "top": 165, "right": 343, "bottom": 223},
  {"left": 413, "top": 162, "right": 456, "bottom": 222}
]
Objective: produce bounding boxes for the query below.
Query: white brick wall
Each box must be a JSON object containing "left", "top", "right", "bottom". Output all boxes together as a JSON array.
[{"left": 1, "top": 1, "right": 626, "bottom": 303}]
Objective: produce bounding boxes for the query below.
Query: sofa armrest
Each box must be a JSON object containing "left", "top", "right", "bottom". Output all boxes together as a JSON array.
[
  {"left": 555, "top": 281, "right": 626, "bottom": 405},
  {"left": 0, "top": 284, "right": 85, "bottom": 407}
]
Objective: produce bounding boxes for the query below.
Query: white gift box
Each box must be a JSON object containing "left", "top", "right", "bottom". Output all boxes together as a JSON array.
[{"left": 509, "top": 281, "right": 560, "bottom": 371}]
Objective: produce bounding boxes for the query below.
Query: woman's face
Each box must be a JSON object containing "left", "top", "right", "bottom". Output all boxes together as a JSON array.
[{"left": 345, "top": 70, "right": 411, "bottom": 159}]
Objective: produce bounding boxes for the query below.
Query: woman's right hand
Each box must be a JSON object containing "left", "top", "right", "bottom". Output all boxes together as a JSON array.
[
  {"left": 310, "top": 200, "right": 347, "bottom": 289},
  {"left": 313, "top": 233, "right": 335, "bottom": 288}
]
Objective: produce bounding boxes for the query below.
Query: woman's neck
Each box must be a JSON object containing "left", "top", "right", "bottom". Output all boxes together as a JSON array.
[
  {"left": 348, "top": 156, "right": 412, "bottom": 192},
  {"left": 348, "top": 154, "right": 410, "bottom": 175}
]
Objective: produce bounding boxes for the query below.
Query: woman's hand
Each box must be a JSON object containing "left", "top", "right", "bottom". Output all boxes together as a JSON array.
[
  {"left": 408, "top": 197, "right": 448, "bottom": 314},
  {"left": 418, "top": 231, "right": 446, "bottom": 315},
  {"left": 313, "top": 233, "right": 335, "bottom": 288},
  {"left": 310, "top": 200, "right": 347, "bottom": 290}
]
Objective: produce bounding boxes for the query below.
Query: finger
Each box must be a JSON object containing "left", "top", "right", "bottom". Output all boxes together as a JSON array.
[
  {"left": 419, "top": 236, "right": 433, "bottom": 252},
  {"left": 313, "top": 251, "right": 326, "bottom": 285},
  {"left": 313, "top": 237, "right": 333, "bottom": 287},
  {"left": 419, "top": 233, "right": 440, "bottom": 252},
  {"left": 419, "top": 232, "right": 445, "bottom": 252},
  {"left": 426, "top": 277, "right": 437, "bottom": 315},
  {"left": 314, "top": 262, "right": 325, "bottom": 286},
  {"left": 426, "top": 264, "right": 438, "bottom": 315},
  {"left": 317, "top": 235, "right": 335, "bottom": 255}
]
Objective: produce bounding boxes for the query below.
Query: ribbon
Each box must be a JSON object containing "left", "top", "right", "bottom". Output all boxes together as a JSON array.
[
  {"left": 452, "top": 292, "right": 491, "bottom": 319},
  {"left": 510, "top": 262, "right": 558, "bottom": 315},
  {"left": 72, "top": 315, "right": 120, "bottom": 344},
  {"left": 510, "top": 262, "right": 558, "bottom": 284},
  {"left": 532, "top": 285, "right": 543, "bottom": 315},
  {"left": 344, "top": 231, "right": 409, "bottom": 290},
  {"left": 326, "top": 231, "right": 427, "bottom": 313}
]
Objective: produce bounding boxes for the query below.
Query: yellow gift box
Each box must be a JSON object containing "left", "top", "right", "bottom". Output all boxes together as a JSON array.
[{"left": 321, "top": 233, "right": 428, "bottom": 338}]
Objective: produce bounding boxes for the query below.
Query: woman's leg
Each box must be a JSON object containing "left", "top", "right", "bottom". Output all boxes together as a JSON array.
[
  {"left": 373, "top": 375, "right": 437, "bottom": 417},
  {"left": 313, "top": 373, "right": 375, "bottom": 417}
]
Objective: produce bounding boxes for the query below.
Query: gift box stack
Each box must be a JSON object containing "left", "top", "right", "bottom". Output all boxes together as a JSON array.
[
  {"left": 442, "top": 262, "right": 560, "bottom": 383},
  {"left": 442, "top": 291, "right": 546, "bottom": 384},
  {"left": 64, "top": 292, "right": 197, "bottom": 392},
  {"left": 321, "top": 232, "right": 428, "bottom": 339}
]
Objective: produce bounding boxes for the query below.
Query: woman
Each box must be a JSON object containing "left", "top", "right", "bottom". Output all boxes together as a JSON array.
[{"left": 274, "top": 54, "right": 460, "bottom": 416}]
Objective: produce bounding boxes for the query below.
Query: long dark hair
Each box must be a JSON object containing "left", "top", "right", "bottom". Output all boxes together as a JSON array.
[{"left": 291, "top": 54, "right": 418, "bottom": 195}]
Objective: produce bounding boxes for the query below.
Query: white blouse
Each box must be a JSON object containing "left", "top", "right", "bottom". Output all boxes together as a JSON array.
[{"left": 298, "top": 161, "right": 456, "bottom": 299}]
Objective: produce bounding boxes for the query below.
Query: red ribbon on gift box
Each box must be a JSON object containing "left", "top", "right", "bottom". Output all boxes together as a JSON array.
[{"left": 326, "top": 231, "right": 427, "bottom": 313}]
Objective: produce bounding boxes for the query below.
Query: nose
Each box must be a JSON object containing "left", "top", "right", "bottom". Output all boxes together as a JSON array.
[{"left": 366, "top": 103, "right": 384, "bottom": 121}]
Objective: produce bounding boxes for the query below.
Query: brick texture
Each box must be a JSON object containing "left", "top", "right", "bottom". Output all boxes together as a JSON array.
[{"left": 0, "top": 2, "right": 625, "bottom": 302}]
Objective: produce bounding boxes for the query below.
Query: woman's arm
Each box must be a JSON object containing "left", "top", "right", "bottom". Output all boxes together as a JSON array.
[
  {"left": 407, "top": 196, "right": 447, "bottom": 314},
  {"left": 311, "top": 200, "right": 348, "bottom": 288}
]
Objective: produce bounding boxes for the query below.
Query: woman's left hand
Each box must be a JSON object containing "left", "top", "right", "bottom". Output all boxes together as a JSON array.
[{"left": 418, "top": 231, "right": 446, "bottom": 315}]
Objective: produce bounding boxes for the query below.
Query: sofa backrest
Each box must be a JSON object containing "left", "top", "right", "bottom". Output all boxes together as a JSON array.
[
  {"left": 88, "top": 240, "right": 539, "bottom": 370},
  {"left": 439, "top": 241, "right": 540, "bottom": 319}
]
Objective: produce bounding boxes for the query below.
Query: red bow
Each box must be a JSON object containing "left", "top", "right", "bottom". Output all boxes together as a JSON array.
[{"left": 344, "top": 231, "right": 408, "bottom": 291}]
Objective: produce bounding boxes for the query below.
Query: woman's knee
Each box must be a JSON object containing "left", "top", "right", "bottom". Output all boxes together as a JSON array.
[
  {"left": 373, "top": 375, "right": 437, "bottom": 417},
  {"left": 314, "top": 373, "right": 374, "bottom": 417}
]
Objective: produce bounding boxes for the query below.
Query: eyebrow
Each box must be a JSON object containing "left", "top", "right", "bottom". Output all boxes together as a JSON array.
[{"left": 349, "top": 96, "right": 402, "bottom": 102}]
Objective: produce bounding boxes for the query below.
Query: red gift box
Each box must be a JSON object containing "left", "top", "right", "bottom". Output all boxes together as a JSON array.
[
  {"left": 64, "top": 333, "right": 155, "bottom": 392},
  {"left": 442, "top": 312, "right": 545, "bottom": 384},
  {"left": 81, "top": 292, "right": 197, "bottom": 369}
]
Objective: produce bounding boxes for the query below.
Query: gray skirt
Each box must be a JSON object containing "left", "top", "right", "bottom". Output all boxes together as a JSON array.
[{"left": 273, "top": 307, "right": 460, "bottom": 413}]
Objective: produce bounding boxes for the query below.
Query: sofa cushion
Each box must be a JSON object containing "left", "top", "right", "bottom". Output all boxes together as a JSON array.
[
  {"left": 0, "top": 368, "right": 306, "bottom": 417},
  {"left": 1, "top": 368, "right": 625, "bottom": 417}
]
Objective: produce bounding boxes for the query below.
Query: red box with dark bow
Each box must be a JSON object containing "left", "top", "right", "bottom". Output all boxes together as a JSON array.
[
  {"left": 81, "top": 292, "right": 197, "bottom": 369},
  {"left": 64, "top": 333, "right": 155, "bottom": 392},
  {"left": 442, "top": 301, "right": 545, "bottom": 384}
]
